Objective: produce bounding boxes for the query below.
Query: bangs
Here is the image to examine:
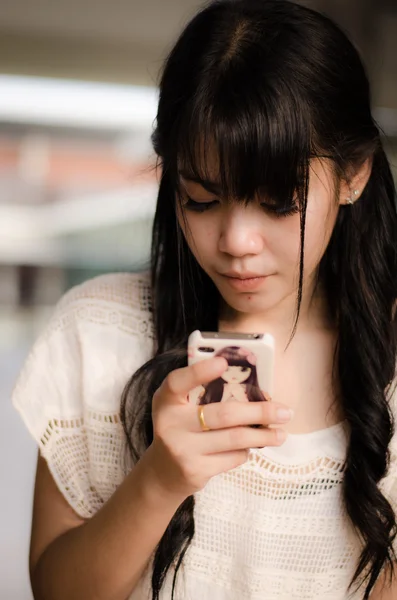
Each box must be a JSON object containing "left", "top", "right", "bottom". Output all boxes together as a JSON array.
[{"left": 174, "top": 81, "right": 314, "bottom": 209}]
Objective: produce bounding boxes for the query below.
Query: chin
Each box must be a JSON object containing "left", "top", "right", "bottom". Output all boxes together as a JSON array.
[{"left": 221, "top": 289, "right": 277, "bottom": 314}]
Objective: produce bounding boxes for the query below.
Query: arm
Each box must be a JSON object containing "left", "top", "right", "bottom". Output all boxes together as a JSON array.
[
  {"left": 30, "top": 451, "right": 186, "bottom": 600},
  {"left": 29, "top": 356, "right": 291, "bottom": 600}
]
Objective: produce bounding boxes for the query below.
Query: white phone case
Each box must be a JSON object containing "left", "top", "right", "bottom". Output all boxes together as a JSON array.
[{"left": 187, "top": 330, "right": 275, "bottom": 405}]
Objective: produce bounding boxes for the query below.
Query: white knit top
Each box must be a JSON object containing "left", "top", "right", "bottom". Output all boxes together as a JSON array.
[{"left": 12, "top": 272, "right": 397, "bottom": 600}]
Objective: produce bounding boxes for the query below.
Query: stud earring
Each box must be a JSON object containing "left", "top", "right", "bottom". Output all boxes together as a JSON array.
[{"left": 346, "top": 189, "right": 359, "bottom": 205}]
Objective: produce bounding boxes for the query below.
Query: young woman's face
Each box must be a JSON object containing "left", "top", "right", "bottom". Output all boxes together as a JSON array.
[
  {"left": 222, "top": 365, "right": 251, "bottom": 383},
  {"left": 178, "top": 158, "right": 340, "bottom": 318}
]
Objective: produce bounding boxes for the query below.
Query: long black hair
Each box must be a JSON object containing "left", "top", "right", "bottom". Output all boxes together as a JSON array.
[{"left": 120, "top": 1, "right": 397, "bottom": 598}]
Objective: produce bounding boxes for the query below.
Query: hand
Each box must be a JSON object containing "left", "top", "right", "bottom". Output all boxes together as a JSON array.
[{"left": 141, "top": 357, "right": 293, "bottom": 501}]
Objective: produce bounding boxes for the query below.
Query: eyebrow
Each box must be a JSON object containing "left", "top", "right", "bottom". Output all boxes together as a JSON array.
[{"left": 178, "top": 170, "right": 221, "bottom": 195}]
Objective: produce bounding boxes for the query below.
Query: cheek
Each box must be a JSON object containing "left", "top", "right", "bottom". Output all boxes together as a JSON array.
[
  {"left": 303, "top": 202, "right": 338, "bottom": 270},
  {"left": 263, "top": 209, "right": 335, "bottom": 283},
  {"left": 266, "top": 217, "right": 302, "bottom": 267},
  {"left": 180, "top": 214, "right": 219, "bottom": 258},
  {"left": 302, "top": 160, "right": 340, "bottom": 269}
]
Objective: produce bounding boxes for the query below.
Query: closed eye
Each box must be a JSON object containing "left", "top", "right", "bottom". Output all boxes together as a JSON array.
[
  {"left": 261, "top": 202, "right": 300, "bottom": 218},
  {"left": 183, "top": 196, "right": 299, "bottom": 217},
  {"left": 183, "top": 196, "right": 219, "bottom": 213}
]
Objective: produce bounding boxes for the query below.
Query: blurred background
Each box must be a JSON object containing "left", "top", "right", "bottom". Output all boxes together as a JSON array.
[{"left": 0, "top": 0, "right": 396, "bottom": 598}]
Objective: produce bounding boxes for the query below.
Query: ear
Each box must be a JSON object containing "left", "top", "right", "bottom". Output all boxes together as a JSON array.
[{"left": 339, "top": 157, "right": 372, "bottom": 206}]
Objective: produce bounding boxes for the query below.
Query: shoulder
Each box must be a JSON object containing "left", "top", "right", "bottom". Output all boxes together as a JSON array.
[
  {"left": 12, "top": 270, "right": 155, "bottom": 420},
  {"left": 55, "top": 270, "right": 152, "bottom": 326},
  {"left": 12, "top": 271, "right": 155, "bottom": 517},
  {"left": 58, "top": 270, "right": 151, "bottom": 311},
  {"left": 37, "top": 270, "right": 154, "bottom": 348},
  {"left": 47, "top": 270, "right": 155, "bottom": 385}
]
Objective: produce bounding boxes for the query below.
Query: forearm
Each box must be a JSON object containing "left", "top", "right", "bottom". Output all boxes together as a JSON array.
[{"left": 31, "top": 450, "right": 186, "bottom": 600}]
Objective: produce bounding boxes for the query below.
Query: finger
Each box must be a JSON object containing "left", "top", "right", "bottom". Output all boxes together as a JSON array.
[
  {"left": 191, "top": 400, "right": 293, "bottom": 432},
  {"left": 196, "top": 426, "right": 287, "bottom": 454},
  {"left": 155, "top": 357, "right": 228, "bottom": 405}
]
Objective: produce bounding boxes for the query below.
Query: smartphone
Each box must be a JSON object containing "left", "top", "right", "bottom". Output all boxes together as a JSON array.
[{"left": 187, "top": 330, "right": 274, "bottom": 406}]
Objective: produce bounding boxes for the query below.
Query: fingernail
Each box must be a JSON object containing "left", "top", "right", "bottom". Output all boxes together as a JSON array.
[
  {"left": 276, "top": 408, "right": 294, "bottom": 422},
  {"left": 276, "top": 429, "right": 287, "bottom": 443}
]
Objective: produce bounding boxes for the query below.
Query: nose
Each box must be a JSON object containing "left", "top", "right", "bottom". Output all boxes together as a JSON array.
[{"left": 218, "top": 204, "right": 264, "bottom": 257}]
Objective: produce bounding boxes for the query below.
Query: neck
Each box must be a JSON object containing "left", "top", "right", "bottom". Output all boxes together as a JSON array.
[{"left": 218, "top": 279, "right": 334, "bottom": 348}]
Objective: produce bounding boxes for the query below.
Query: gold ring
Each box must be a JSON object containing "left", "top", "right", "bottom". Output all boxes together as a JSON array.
[{"left": 198, "top": 405, "right": 210, "bottom": 431}]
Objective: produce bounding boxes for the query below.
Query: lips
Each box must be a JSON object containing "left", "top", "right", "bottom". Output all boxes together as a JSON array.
[
  {"left": 221, "top": 271, "right": 265, "bottom": 279},
  {"left": 219, "top": 271, "right": 269, "bottom": 292}
]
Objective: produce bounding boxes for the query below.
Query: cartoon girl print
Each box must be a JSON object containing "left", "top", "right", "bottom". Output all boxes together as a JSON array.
[{"left": 197, "top": 345, "right": 267, "bottom": 405}]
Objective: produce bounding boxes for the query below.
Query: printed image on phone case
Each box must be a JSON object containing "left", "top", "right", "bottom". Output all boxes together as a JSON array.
[{"left": 191, "top": 345, "right": 267, "bottom": 405}]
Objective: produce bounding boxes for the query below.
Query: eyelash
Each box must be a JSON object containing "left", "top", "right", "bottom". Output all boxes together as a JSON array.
[
  {"left": 183, "top": 197, "right": 300, "bottom": 218},
  {"left": 184, "top": 197, "right": 217, "bottom": 213}
]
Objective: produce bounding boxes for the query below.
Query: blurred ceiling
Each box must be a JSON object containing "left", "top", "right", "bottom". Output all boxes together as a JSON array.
[
  {"left": 0, "top": 0, "right": 196, "bottom": 44},
  {"left": 0, "top": 0, "right": 395, "bottom": 111},
  {"left": 0, "top": 0, "right": 200, "bottom": 86},
  {"left": 0, "top": 0, "right": 395, "bottom": 269}
]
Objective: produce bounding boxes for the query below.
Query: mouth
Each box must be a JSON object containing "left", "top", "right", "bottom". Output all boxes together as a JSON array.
[
  {"left": 221, "top": 271, "right": 265, "bottom": 279},
  {"left": 219, "top": 271, "right": 269, "bottom": 292}
]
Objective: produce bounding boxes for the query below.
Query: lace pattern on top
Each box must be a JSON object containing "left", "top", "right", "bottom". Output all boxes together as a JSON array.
[
  {"left": 178, "top": 440, "right": 362, "bottom": 600},
  {"left": 12, "top": 270, "right": 397, "bottom": 599}
]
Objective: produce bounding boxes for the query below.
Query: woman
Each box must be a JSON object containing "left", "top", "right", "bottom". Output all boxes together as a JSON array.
[{"left": 12, "top": 1, "right": 397, "bottom": 599}]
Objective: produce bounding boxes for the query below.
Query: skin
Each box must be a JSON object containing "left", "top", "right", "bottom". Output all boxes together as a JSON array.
[
  {"left": 29, "top": 357, "right": 294, "bottom": 600},
  {"left": 177, "top": 154, "right": 397, "bottom": 597},
  {"left": 30, "top": 153, "right": 393, "bottom": 600},
  {"left": 178, "top": 157, "right": 372, "bottom": 433},
  {"left": 178, "top": 158, "right": 362, "bottom": 334}
]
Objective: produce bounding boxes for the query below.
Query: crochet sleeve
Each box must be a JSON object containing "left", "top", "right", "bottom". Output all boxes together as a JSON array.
[{"left": 12, "top": 272, "right": 154, "bottom": 518}]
